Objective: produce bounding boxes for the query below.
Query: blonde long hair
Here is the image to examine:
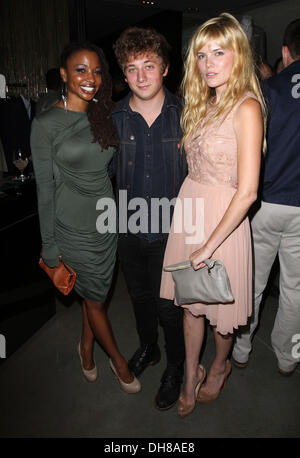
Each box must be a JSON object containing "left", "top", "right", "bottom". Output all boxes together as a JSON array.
[{"left": 181, "top": 12, "right": 266, "bottom": 150}]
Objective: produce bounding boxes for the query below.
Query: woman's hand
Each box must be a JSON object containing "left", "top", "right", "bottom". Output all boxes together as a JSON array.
[
  {"left": 189, "top": 244, "right": 213, "bottom": 270},
  {"left": 41, "top": 251, "right": 61, "bottom": 268}
]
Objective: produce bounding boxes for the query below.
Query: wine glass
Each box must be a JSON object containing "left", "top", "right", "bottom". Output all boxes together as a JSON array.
[{"left": 12, "top": 149, "right": 29, "bottom": 182}]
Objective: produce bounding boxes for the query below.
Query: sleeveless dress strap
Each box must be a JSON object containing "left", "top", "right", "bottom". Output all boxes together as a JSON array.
[{"left": 231, "top": 91, "right": 259, "bottom": 115}]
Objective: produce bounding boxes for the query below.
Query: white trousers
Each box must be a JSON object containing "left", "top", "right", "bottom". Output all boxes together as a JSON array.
[{"left": 233, "top": 202, "right": 300, "bottom": 371}]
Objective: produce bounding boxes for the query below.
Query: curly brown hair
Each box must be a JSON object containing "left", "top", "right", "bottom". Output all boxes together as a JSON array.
[
  {"left": 113, "top": 26, "right": 171, "bottom": 72},
  {"left": 60, "top": 42, "right": 118, "bottom": 149}
]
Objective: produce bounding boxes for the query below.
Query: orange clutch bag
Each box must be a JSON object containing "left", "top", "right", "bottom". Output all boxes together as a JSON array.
[{"left": 39, "top": 254, "right": 76, "bottom": 295}]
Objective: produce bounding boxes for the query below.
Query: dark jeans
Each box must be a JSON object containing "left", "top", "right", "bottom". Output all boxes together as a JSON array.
[{"left": 118, "top": 233, "right": 185, "bottom": 366}]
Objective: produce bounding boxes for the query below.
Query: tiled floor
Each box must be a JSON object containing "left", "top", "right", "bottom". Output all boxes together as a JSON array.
[{"left": 0, "top": 269, "right": 299, "bottom": 438}]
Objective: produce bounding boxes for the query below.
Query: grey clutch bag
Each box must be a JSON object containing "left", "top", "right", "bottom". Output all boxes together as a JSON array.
[{"left": 164, "top": 259, "right": 234, "bottom": 305}]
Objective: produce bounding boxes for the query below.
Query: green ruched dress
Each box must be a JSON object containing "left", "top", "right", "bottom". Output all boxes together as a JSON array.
[{"left": 31, "top": 106, "right": 117, "bottom": 302}]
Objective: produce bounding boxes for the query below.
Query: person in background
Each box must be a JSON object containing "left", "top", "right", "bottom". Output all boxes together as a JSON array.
[
  {"left": 112, "top": 73, "right": 128, "bottom": 101},
  {"left": 35, "top": 68, "right": 62, "bottom": 115},
  {"left": 258, "top": 59, "right": 273, "bottom": 80},
  {"left": 274, "top": 57, "right": 284, "bottom": 74},
  {"left": 31, "top": 42, "right": 140, "bottom": 394},
  {"left": 232, "top": 18, "right": 300, "bottom": 376},
  {"left": 111, "top": 26, "right": 187, "bottom": 411},
  {"left": 160, "top": 12, "right": 265, "bottom": 417}
]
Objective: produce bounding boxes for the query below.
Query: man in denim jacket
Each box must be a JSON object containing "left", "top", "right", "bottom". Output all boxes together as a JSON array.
[{"left": 111, "top": 27, "right": 187, "bottom": 410}]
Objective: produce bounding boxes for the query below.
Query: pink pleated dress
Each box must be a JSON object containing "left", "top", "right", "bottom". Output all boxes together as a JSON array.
[{"left": 160, "top": 93, "right": 257, "bottom": 335}]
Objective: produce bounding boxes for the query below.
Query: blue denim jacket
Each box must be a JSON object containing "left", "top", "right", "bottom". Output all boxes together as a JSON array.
[{"left": 110, "top": 87, "right": 187, "bottom": 205}]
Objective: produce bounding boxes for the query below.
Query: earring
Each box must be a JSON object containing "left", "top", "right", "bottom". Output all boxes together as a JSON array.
[
  {"left": 62, "top": 82, "right": 67, "bottom": 111},
  {"left": 92, "top": 91, "right": 99, "bottom": 103}
]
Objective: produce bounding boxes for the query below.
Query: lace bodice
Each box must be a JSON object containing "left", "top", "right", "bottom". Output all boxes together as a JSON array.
[{"left": 185, "top": 93, "right": 258, "bottom": 187}]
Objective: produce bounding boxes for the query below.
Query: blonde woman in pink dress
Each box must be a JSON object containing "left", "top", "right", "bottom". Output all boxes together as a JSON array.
[{"left": 160, "top": 13, "right": 266, "bottom": 417}]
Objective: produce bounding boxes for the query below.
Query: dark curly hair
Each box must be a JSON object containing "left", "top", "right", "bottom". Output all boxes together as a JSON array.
[
  {"left": 113, "top": 27, "right": 171, "bottom": 72},
  {"left": 60, "top": 41, "right": 118, "bottom": 149}
]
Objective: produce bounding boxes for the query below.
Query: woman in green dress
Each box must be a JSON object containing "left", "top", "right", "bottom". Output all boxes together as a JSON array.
[{"left": 31, "top": 42, "right": 140, "bottom": 393}]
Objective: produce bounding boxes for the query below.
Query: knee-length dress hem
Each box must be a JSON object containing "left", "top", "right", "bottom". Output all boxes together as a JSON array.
[{"left": 160, "top": 93, "right": 257, "bottom": 335}]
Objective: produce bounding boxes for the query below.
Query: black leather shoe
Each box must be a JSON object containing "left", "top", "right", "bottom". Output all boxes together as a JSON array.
[
  {"left": 155, "top": 364, "right": 184, "bottom": 411},
  {"left": 128, "top": 343, "right": 161, "bottom": 377}
]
